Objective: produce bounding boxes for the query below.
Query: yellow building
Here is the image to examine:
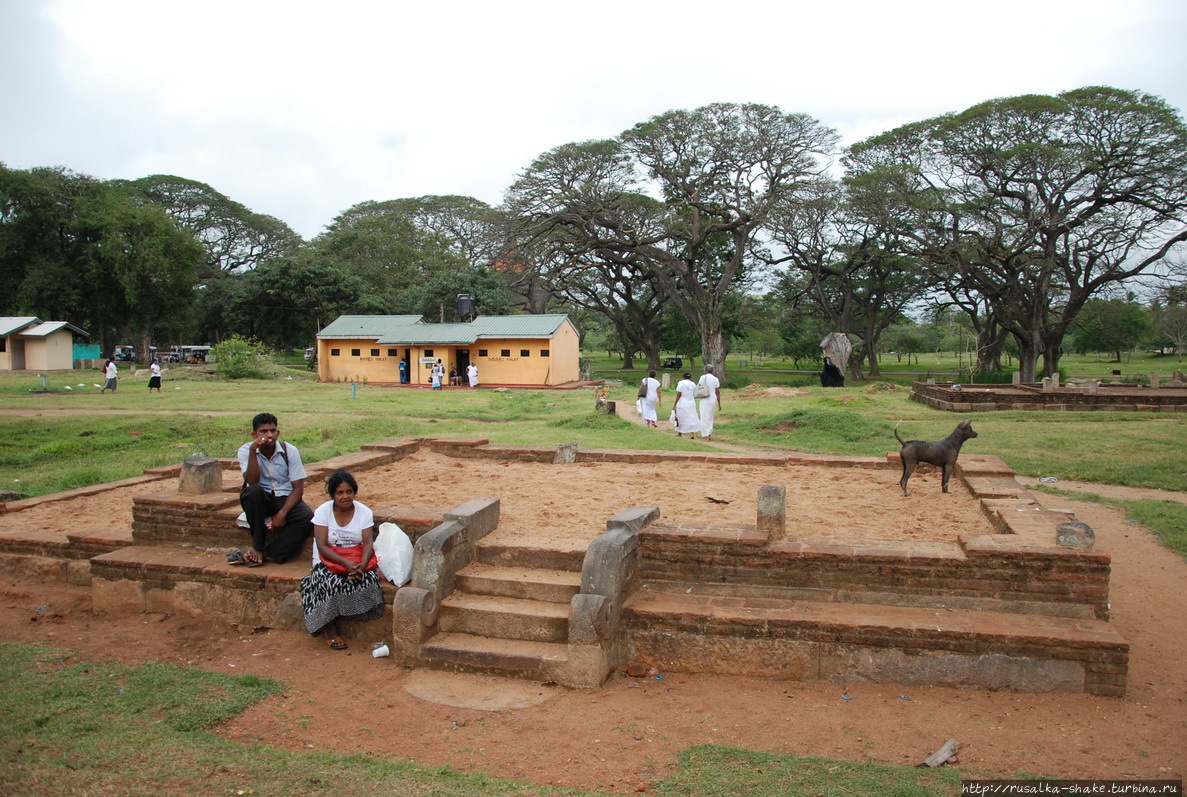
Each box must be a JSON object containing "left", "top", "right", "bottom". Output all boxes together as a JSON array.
[
  {"left": 0, "top": 317, "right": 90, "bottom": 371},
  {"left": 315, "top": 314, "right": 582, "bottom": 387}
]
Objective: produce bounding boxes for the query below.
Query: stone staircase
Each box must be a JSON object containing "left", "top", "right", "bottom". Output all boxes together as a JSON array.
[{"left": 411, "top": 544, "right": 583, "bottom": 681}]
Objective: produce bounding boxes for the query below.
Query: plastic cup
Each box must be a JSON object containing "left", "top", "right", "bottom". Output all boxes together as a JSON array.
[{"left": 371, "top": 643, "right": 389, "bottom": 658}]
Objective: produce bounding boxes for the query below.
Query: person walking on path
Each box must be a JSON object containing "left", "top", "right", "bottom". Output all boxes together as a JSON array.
[
  {"left": 100, "top": 359, "right": 118, "bottom": 393},
  {"left": 231, "top": 412, "right": 314, "bottom": 567},
  {"left": 697, "top": 364, "right": 722, "bottom": 440},
  {"left": 673, "top": 372, "right": 702, "bottom": 438},
  {"left": 147, "top": 360, "right": 162, "bottom": 393},
  {"left": 639, "top": 370, "right": 662, "bottom": 427}
]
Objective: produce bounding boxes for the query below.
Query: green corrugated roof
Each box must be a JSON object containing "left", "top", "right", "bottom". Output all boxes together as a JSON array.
[
  {"left": 318, "top": 314, "right": 574, "bottom": 346},
  {"left": 0, "top": 317, "right": 40, "bottom": 337},
  {"left": 375, "top": 314, "right": 572, "bottom": 345},
  {"left": 317, "top": 315, "right": 424, "bottom": 339}
]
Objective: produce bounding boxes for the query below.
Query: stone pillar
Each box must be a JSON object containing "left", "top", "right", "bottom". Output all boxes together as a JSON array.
[
  {"left": 1041, "top": 377, "right": 1054, "bottom": 392},
  {"left": 1174, "top": 370, "right": 1184, "bottom": 383},
  {"left": 1087, "top": 380, "right": 1099, "bottom": 396},
  {"left": 178, "top": 455, "right": 222, "bottom": 495},
  {"left": 1012, "top": 371, "right": 1022, "bottom": 386},
  {"left": 554, "top": 442, "right": 578, "bottom": 464},
  {"left": 1051, "top": 372, "right": 1060, "bottom": 388},
  {"left": 1150, "top": 372, "right": 1160, "bottom": 389},
  {"left": 757, "top": 484, "right": 787, "bottom": 540},
  {"left": 661, "top": 373, "right": 671, "bottom": 390}
]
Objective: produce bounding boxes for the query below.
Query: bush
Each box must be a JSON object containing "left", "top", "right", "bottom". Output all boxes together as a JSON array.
[{"left": 211, "top": 336, "right": 268, "bottom": 379}]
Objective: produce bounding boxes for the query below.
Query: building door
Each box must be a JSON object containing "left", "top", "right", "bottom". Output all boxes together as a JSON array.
[{"left": 456, "top": 350, "right": 470, "bottom": 380}]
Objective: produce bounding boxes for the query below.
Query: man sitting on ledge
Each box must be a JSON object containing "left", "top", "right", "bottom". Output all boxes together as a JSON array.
[{"left": 231, "top": 412, "right": 314, "bottom": 567}]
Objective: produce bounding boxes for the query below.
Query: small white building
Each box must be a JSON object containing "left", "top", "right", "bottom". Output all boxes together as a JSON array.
[{"left": 0, "top": 317, "right": 91, "bottom": 371}]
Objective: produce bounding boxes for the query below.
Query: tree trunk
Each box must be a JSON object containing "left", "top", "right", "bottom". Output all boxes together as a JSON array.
[{"left": 701, "top": 330, "right": 726, "bottom": 379}]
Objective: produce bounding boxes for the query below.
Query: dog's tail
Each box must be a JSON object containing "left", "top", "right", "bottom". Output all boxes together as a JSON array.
[{"left": 894, "top": 420, "right": 906, "bottom": 446}]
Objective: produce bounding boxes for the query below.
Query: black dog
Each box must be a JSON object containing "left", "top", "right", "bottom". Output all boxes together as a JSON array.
[{"left": 894, "top": 420, "right": 978, "bottom": 496}]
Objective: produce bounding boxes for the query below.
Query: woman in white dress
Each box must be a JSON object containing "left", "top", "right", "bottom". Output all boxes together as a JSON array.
[
  {"left": 300, "top": 469, "right": 384, "bottom": 650},
  {"left": 673, "top": 372, "right": 702, "bottom": 438},
  {"left": 639, "top": 370, "right": 662, "bottom": 427},
  {"left": 696, "top": 364, "right": 722, "bottom": 440}
]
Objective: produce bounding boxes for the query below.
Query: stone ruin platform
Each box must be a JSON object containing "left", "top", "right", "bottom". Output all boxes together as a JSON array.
[
  {"left": 912, "top": 377, "right": 1187, "bottom": 413},
  {"left": 0, "top": 437, "right": 1128, "bottom": 696}
]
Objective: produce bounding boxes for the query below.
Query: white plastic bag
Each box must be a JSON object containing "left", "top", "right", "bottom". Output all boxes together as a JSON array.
[{"left": 373, "top": 521, "right": 413, "bottom": 586}]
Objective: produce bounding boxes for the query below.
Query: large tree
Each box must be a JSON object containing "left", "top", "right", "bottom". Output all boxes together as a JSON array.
[
  {"left": 1, "top": 165, "right": 203, "bottom": 355},
  {"left": 116, "top": 175, "right": 301, "bottom": 278},
  {"left": 506, "top": 104, "right": 838, "bottom": 374},
  {"left": 505, "top": 140, "right": 670, "bottom": 369},
  {"left": 845, "top": 87, "right": 1187, "bottom": 381}
]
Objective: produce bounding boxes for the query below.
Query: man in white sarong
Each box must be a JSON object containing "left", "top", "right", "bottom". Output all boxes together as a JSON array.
[
  {"left": 697, "top": 364, "right": 722, "bottom": 440},
  {"left": 639, "top": 370, "right": 662, "bottom": 427},
  {"left": 674, "top": 372, "right": 702, "bottom": 438},
  {"left": 466, "top": 363, "right": 479, "bottom": 388}
]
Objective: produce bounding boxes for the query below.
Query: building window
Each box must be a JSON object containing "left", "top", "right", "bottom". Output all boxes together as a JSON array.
[
  {"left": 370, "top": 349, "right": 380, "bottom": 357},
  {"left": 424, "top": 349, "right": 434, "bottom": 357},
  {"left": 501, "top": 349, "right": 511, "bottom": 357},
  {"left": 351, "top": 349, "right": 360, "bottom": 356},
  {"left": 388, "top": 349, "right": 398, "bottom": 357},
  {"left": 0, "top": 339, "right": 6, "bottom": 353},
  {"left": 330, "top": 348, "right": 340, "bottom": 356},
  {"left": 520, "top": 349, "right": 530, "bottom": 357},
  {"left": 540, "top": 349, "right": 549, "bottom": 357},
  {"left": 478, "top": 349, "right": 488, "bottom": 357}
]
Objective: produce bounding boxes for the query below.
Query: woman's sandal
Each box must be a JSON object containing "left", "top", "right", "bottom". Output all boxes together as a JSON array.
[
  {"left": 226, "top": 552, "right": 246, "bottom": 566},
  {"left": 326, "top": 636, "right": 347, "bottom": 650}
]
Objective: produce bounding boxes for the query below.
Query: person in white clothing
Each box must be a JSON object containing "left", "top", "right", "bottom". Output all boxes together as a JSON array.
[
  {"left": 673, "top": 372, "right": 702, "bottom": 438},
  {"left": 148, "top": 360, "right": 162, "bottom": 393},
  {"left": 100, "top": 359, "right": 118, "bottom": 393},
  {"left": 466, "top": 363, "right": 479, "bottom": 388},
  {"left": 697, "top": 364, "right": 722, "bottom": 440},
  {"left": 639, "top": 370, "right": 662, "bottom": 427},
  {"left": 300, "top": 469, "right": 384, "bottom": 650}
]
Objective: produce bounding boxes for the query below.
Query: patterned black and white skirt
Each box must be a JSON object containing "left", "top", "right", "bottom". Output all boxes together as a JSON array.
[{"left": 300, "top": 562, "right": 384, "bottom": 635}]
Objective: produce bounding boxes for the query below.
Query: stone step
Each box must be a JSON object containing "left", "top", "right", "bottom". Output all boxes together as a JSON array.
[
  {"left": 475, "top": 538, "right": 586, "bottom": 571},
  {"left": 625, "top": 590, "right": 1129, "bottom": 696},
  {"left": 439, "top": 593, "right": 570, "bottom": 643},
  {"left": 418, "top": 632, "right": 569, "bottom": 682},
  {"left": 455, "top": 563, "right": 581, "bottom": 604}
]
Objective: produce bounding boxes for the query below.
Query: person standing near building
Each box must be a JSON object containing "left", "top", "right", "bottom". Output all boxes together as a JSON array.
[
  {"left": 696, "top": 364, "right": 722, "bottom": 441},
  {"left": 147, "top": 359, "right": 162, "bottom": 393},
  {"left": 100, "top": 358, "right": 119, "bottom": 394},
  {"left": 431, "top": 359, "right": 443, "bottom": 389},
  {"left": 398, "top": 360, "right": 408, "bottom": 384},
  {"left": 466, "top": 363, "right": 479, "bottom": 388}
]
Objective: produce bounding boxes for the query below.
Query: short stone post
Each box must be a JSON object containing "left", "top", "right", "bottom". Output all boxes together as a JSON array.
[
  {"left": 1012, "top": 371, "right": 1022, "bottom": 386},
  {"left": 1051, "top": 372, "right": 1060, "bottom": 388},
  {"left": 1041, "top": 377, "right": 1054, "bottom": 392},
  {"left": 554, "top": 441, "right": 578, "bottom": 464},
  {"left": 661, "top": 373, "right": 671, "bottom": 390},
  {"left": 1150, "top": 372, "right": 1160, "bottom": 389},
  {"left": 1087, "top": 380, "right": 1099, "bottom": 396},
  {"left": 178, "top": 455, "right": 222, "bottom": 495},
  {"left": 1174, "top": 370, "right": 1184, "bottom": 383},
  {"left": 757, "top": 484, "right": 787, "bottom": 541}
]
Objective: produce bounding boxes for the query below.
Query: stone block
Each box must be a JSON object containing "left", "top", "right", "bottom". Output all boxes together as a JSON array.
[
  {"left": 178, "top": 456, "right": 223, "bottom": 495},
  {"left": 553, "top": 441, "right": 578, "bottom": 464},
  {"left": 446, "top": 497, "right": 500, "bottom": 543},
  {"left": 1056, "top": 521, "right": 1095, "bottom": 550},
  {"left": 393, "top": 586, "right": 438, "bottom": 644},
  {"left": 757, "top": 484, "right": 786, "bottom": 540}
]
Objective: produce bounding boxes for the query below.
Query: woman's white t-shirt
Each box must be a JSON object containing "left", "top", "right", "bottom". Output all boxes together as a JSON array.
[{"left": 311, "top": 499, "right": 374, "bottom": 564}]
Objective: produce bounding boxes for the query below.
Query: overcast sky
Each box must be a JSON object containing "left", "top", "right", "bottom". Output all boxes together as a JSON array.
[{"left": 3, "top": 0, "right": 1185, "bottom": 240}]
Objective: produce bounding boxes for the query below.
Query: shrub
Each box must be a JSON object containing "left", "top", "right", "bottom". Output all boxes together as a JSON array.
[{"left": 211, "top": 336, "right": 268, "bottom": 379}]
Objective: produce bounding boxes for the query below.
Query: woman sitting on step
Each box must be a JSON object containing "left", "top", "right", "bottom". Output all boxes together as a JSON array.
[{"left": 300, "top": 469, "right": 384, "bottom": 650}]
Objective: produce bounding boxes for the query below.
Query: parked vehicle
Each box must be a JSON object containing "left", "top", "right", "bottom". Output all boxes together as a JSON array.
[
  {"left": 661, "top": 357, "right": 683, "bottom": 370},
  {"left": 112, "top": 345, "right": 136, "bottom": 362}
]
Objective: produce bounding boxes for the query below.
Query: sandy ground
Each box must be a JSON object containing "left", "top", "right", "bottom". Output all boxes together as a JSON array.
[{"left": 1, "top": 440, "right": 1185, "bottom": 791}]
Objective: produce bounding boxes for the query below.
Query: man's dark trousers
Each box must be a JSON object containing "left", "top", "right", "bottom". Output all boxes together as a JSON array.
[{"left": 239, "top": 483, "right": 314, "bottom": 564}]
